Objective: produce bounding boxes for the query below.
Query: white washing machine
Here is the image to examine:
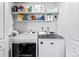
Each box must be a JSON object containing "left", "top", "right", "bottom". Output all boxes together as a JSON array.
[{"left": 9, "top": 33, "right": 37, "bottom": 57}]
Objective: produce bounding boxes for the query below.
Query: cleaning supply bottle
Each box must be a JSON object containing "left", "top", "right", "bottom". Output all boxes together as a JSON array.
[
  {"left": 29, "top": 5, "right": 32, "bottom": 12},
  {"left": 25, "top": 6, "right": 29, "bottom": 13},
  {"left": 18, "top": 4, "right": 24, "bottom": 12}
]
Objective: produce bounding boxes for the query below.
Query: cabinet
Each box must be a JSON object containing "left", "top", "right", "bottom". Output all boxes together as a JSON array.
[
  {"left": 0, "top": 2, "right": 3, "bottom": 39},
  {"left": 39, "top": 39, "right": 65, "bottom": 57},
  {"left": 0, "top": 44, "right": 4, "bottom": 57},
  {"left": 0, "top": 41, "right": 4, "bottom": 57},
  {"left": 70, "top": 39, "right": 79, "bottom": 57}
]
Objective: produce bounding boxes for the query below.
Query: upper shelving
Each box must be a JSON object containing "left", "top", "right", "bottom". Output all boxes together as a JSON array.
[
  {"left": 11, "top": 12, "right": 58, "bottom": 15},
  {"left": 11, "top": 12, "right": 58, "bottom": 22},
  {"left": 11, "top": 3, "right": 59, "bottom": 22}
]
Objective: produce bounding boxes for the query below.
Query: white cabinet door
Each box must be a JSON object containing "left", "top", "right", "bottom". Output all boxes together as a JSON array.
[
  {"left": 39, "top": 39, "right": 65, "bottom": 57},
  {"left": 0, "top": 51, "right": 4, "bottom": 57},
  {"left": 0, "top": 2, "right": 3, "bottom": 39},
  {"left": 0, "top": 44, "right": 4, "bottom": 57},
  {"left": 0, "top": 40, "right": 4, "bottom": 57},
  {"left": 70, "top": 39, "right": 79, "bottom": 57}
]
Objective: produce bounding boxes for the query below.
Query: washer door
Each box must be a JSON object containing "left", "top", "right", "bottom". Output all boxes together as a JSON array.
[{"left": 12, "top": 43, "right": 36, "bottom": 57}]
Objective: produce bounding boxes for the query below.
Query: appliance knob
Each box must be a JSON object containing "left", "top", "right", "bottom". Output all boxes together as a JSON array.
[
  {"left": 40, "top": 42, "right": 43, "bottom": 44},
  {"left": 50, "top": 43, "right": 54, "bottom": 45}
]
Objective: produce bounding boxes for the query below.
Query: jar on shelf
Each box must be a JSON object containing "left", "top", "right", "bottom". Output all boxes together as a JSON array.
[
  {"left": 11, "top": 5, "right": 18, "bottom": 12},
  {"left": 18, "top": 4, "right": 24, "bottom": 12},
  {"left": 17, "top": 14, "right": 24, "bottom": 21},
  {"left": 25, "top": 6, "right": 29, "bottom": 13},
  {"left": 31, "top": 15, "right": 36, "bottom": 21}
]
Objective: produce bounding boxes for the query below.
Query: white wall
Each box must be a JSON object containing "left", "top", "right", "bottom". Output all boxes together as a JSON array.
[
  {"left": 57, "top": 2, "right": 79, "bottom": 57},
  {"left": 0, "top": 2, "right": 3, "bottom": 38},
  {"left": 4, "top": 2, "right": 13, "bottom": 57},
  {"left": 70, "top": 3, "right": 79, "bottom": 39},
  {"left": 56, "top": 2, "right": 70, "bottom": 38},
  {"left": 56, "top": 2, "right": 71, "bottom": 56},
  {"left": 0, "top": 2, "right": 4, "bottom": 57},
  {"left": 11, "top": 2, "right": 57, "bottom": 33}
]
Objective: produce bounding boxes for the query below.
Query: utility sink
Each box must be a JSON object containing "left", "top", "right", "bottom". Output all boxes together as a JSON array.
[{"left": 38, "top": 32, "right": 64, "bottom": 39}]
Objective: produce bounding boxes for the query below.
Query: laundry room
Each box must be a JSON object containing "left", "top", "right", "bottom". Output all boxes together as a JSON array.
[{"left": 0, "top": 2, "right": 79, "bottom": 57}]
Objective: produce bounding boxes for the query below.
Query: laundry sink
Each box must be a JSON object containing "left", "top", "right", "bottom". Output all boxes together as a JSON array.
[{"left": 38, "top": 32, "right": 64, "bottom": 39}]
